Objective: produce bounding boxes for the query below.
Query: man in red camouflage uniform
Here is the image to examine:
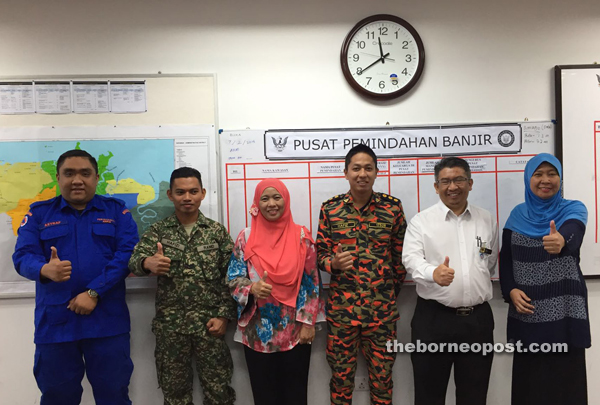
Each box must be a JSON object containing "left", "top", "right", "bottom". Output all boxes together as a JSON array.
[{"left": 317, "top": 144, "right": 407, "bottom": 405}]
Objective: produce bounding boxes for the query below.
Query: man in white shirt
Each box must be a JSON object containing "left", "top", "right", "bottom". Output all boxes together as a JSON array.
[{"left": 402, "top": 157, "right": 498, "bottom": 405}]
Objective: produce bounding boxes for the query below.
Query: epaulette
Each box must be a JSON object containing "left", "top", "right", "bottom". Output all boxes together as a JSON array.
[
  {"left": 98, "top": 194, "right": 126, "bottom": 207},
  {"left": 29, "top": 198, "right": 56, "bottom": 210},
  {"left": 379, "top": 193, "right": 402, "bottom": 205},
  {"left": 322, "top": 194, "right": 345, "bottom": 205}
]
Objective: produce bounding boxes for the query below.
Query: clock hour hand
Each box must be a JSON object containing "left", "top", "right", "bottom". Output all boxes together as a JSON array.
[
  {"left": 358, "top": 52, "right": 390, "bottom": 75},
  {"left": 378, "top": 37, "right": 385, "bottom": 64}
]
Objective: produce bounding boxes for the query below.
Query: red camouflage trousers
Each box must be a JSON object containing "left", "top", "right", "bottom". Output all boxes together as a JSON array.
[{"left": 326, "top": 320, "right": 397, "bottom": 405}]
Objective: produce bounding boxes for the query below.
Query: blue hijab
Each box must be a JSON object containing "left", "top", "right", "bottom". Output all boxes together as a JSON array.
[{"left": 504, "top": 153, "right": 587, "bottom": 238}]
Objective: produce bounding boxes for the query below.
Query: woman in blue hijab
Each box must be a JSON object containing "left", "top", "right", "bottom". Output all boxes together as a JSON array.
[{"left": 500, "top": 153, "right": 590, "bottom": 405}]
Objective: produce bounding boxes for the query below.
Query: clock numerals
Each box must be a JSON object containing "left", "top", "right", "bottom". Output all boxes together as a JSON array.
[
  {"left": 402, "top": 41, "right": 409, "bottom": 49},
  {"left": 402, "top": 68, "right": 408, "bottom": 76},
  {"left": 366, "top": 77, "right": 372, "bottom": 86},
  {"left": 366, "top": 31, "right": 374, "bottom": 39},
  {"left": 355, "top": 40, "right": 366, "bottom": 49},
  {"left": 379, "top": 81, "right": 385, "bottom": 89},
  {"left": 353, "top": 54, "right": 359, "bottom": 62},
  {"left": 406, "top": 54, "right": 412, "bottom": 62},
  {"left": 356, "top": 67, "right": 363, "bottom": 75},
  {"left": 379, "top": 27, "right": 388, "bottom": 36}
]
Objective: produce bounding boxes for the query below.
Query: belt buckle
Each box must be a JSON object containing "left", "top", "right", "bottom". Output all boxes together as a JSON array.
[{"left": 456, "top": 306, "right": 473, "bottom": 316}]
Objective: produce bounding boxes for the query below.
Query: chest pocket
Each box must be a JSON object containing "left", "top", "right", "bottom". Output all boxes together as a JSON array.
[
  {"left": 92, "top": 221, "right": 117, "bottom": 257},
  {"left": 331, "top": 220, "right": 358, "bottom": 244},
  {"left": 195, "top": 242, "right": 221, "bottom": 281},
  {"left": 368, "top": 220, "right": 393, "bottom": 251},
  {"left": 40, "top": 222, "right": 69, "bottom": 242},
  {"left": 474, "top": 231, "right": 495, "bottom": 273}
]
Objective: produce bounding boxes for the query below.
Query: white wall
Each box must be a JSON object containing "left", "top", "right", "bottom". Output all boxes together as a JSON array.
[{"left": 1, "top": 0, "right": 599, "bottom": 403}]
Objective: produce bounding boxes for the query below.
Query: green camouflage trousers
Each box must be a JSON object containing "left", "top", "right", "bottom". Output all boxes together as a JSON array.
[{"left": 153, "top": 325, "right": 235, "bottom": 405}]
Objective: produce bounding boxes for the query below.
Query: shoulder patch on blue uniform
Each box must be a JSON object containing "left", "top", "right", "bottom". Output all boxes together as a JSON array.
[{"left": 19, "top": 212, "right": 31, "bottom": 227}]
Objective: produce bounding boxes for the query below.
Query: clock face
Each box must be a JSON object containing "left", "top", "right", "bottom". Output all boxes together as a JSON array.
[{"left": 341, "top": 15, "right": 425, "bottom": 100}]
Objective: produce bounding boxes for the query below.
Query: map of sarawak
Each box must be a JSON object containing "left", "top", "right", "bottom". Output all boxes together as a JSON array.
[{"left": 0, "top": 139, "right": 175, "bottom": 284}]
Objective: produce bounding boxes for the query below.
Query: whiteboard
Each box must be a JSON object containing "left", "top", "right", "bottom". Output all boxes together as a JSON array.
[
  {"left": 220, "top": 122, "right": 554, "bottom": 284},
  {"left": 0, "top": 74, "right": 219, "bottom": 296},
  {"left": 556, "top": 65, "right": 600, "bottom": 277}
]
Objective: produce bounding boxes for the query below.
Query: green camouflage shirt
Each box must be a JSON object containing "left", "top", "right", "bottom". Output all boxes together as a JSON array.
[
  {"left": 129, "top": 212, "right": 236, "bottom": 333},
  {"left": 317, "top": 191, "right": 407, "bottom": 326}
]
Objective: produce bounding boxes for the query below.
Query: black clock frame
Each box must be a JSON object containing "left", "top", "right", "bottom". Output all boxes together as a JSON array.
[{"left": 340, "top": 14, "right": 425, "bottom": 100}]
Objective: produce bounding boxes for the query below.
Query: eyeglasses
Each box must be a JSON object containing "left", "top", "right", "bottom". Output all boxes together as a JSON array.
[{"left": 436, "top": 177, "right": 470, "bottom": 186}]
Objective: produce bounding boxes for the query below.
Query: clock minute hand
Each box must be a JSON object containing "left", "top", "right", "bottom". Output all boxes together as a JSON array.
[
  {"left": 358, "top": 52, "right": 390, "bottom": 75},
  {"left": 378, "top": 37, "right": 385, "bottom": 64}
]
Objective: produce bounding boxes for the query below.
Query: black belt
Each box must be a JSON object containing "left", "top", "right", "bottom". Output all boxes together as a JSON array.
[{"left": 420, "top": 297, "right": 486, "bottom": 317}]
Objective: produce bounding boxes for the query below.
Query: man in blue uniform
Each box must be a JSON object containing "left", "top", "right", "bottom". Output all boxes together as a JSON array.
[{"left": 13, "top": 149, "right": 139, "bottom": 405}]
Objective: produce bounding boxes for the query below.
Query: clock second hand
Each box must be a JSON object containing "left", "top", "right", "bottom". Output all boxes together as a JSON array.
[
  {"left": 358, "top": 52, "right": 390, "bottom": 75},
  {"left": 360, "top": 52, "right": 396, "bottom": 62}
]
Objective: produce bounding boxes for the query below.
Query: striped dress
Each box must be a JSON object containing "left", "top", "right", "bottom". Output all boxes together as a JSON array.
[{"left": 499, "top": 218, "right": 590, "bottom": 348}]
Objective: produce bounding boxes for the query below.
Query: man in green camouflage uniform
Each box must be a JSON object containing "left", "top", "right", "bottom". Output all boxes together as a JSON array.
[
  {"left": 317, "top": 144, "right": 407, "bottom": 405},
  {"left": 129, "top": 167, "right": 235, "bottom": 405}
]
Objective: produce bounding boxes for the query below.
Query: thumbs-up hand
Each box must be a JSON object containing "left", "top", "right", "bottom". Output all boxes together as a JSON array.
[
  {"left": 542, "top": 220, "right": 565, "bottom": 255},
  {"left": 332, "top": 243, "right": 354, "bottom": 272},
  {"left": 40, "top": 246, "right": 72, "bottom": 282},
  {"left": 142, "top": 242, "right": 172, "bottom": 275},
  {"left": 433, "top": 256, "right": 455, "bottom": 287},
  {"left": 251, "top": 270, "right": 273, "bottom": 299}
]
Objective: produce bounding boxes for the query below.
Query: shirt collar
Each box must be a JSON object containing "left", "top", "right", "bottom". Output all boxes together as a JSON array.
[
  {"left": 436, "top": 200, "right": 472, "bottom": 221},
  {"left": 343, "top": 191, "right": 379, "bottom": 207},
  {"left": 165, "top": 210, "right": 209, "bottom": 227},
  {"left": 59, "top": 194, "right": 103, "bottom": 212}
]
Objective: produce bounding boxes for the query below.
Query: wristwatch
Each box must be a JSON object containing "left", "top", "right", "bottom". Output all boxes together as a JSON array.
[{"left": 87, "top": 289, "right": 99, "bottom": 299}]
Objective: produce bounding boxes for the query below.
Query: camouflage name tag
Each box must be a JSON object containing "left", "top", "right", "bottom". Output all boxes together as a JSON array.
[
  {"left": 161, "top": 238, "right": 185, "bottom": 251},
  {"left": 368, "top": 222, "right": 392, "bottom": 230},
  {"left": 197, "top": 243, "right": 219, "bottom": 253},
  {"left": 332, "top": 220, "right": 357, "bottom": 231}
]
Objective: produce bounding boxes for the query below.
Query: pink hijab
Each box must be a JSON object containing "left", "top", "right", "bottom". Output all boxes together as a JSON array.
[{"left": 244, "top": 179, "right": 312, "bottom": 307}]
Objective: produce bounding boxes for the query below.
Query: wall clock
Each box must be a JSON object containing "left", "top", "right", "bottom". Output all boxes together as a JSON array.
[{"left": 341, "top": 14, "right": 425, "bottom": 100}]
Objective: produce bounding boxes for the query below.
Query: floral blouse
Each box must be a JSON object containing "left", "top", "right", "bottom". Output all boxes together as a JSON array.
[{"left": 227, "top": 227, "right": 325, "bottom": 353}]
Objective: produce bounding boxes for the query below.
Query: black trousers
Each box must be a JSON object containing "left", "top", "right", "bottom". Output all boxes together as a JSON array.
[
  {"left": 411, "top": 297, "right": 494, "bottom": 405},
  {"left": 243, "top": 343, "right": 312, "bottom": 405},
  {"left": 511, "top": 347, "right": 587, "bottom": 405}
]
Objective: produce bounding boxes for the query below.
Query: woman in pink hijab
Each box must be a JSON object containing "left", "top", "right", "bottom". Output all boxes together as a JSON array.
[{"left": 227, "top": 179, "right": 324, "bottom": 405}]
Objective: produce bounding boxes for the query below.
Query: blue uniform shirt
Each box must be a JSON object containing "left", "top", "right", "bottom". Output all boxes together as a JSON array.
[{"left": 13, "top": 194, "right": 139, "bottom": 344}]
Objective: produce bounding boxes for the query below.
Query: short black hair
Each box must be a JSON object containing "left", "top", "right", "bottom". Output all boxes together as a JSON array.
[
  {"left": 434, "top": 157, "right": 471, "bottom": 181},
  {"left": 345, "top": 144, "right": 378, "bottom": 171},
  {"left": 56, "top": 149, "right": 98, "bottom": 174},
  {"left": 170, "top": 167, "right": 203, "bottom": 189}
]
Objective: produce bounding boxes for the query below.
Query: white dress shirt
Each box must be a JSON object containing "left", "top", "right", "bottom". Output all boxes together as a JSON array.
[{"left": 402, "top": 200, "right": 498, "bottom": 308}]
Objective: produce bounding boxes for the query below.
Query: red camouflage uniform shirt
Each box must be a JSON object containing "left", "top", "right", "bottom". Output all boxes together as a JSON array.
[{"left": 317, "top": 191, "right": 407, "bottom": 326}]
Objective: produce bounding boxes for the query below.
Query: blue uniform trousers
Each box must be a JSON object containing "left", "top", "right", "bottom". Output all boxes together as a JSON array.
[{"left": 34, "top": 333, "right": 133, "bottom": 405}]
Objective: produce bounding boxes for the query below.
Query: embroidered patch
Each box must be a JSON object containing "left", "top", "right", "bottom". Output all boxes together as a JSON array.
[
  {"left": 368, "top": 222, "right": 392, "bottom": 230},
  {"left": 197, "top": 243, "right": 218, "bottom": 252},
  {"left": 161, "top": 238, "right": 185, "bottom": 251},
  {"left": 332, "top": 220, "right": 357, "bottom": 231}
]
